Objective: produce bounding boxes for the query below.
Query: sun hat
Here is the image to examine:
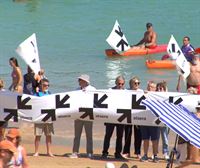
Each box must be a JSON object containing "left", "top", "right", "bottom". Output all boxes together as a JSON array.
[
  {"left": 78, "top": 74, "right": 90, "bottom": 84},
  {"left": 0, "top": 140, "right": 17, "bottom": 153},
  {"left": 6, "top": 128, "right": 21, "bottom": 139}
]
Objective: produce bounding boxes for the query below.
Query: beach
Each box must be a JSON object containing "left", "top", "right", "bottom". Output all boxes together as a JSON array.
[
  {"left": 14, "top": 120, "right": 198, "bottom": 168},
  {"left": 1, "top": 1, "right": 200, "bottom": 167}
]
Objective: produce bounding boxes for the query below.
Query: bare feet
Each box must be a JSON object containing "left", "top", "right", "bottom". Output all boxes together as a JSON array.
[
  {"left": 33, "top": 153, "right": 39, "bottom": 157},
  {"left": 47, "top": 153, "right": 55, "bottom": 157}
]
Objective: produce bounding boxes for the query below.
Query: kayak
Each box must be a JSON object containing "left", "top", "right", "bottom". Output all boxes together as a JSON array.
[
  {"left": 105, "top": 44, "right": 167, "bottom": 57},
  {"left": 145, "top": 60, "right": 176, "bottom": 69}
]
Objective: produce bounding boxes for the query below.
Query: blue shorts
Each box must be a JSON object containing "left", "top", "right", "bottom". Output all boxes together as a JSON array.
[{"left": 140, "top": 126, "right": 160, "bottom": 140}]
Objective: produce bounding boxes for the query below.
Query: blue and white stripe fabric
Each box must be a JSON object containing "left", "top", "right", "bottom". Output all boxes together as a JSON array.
[{"left": 141, "top": 99, "right": 200, "bottom": 149}]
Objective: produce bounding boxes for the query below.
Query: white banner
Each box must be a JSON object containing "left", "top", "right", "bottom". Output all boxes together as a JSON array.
[
  {"left": 0, "top": 90, "right": 199, "bottom": 127},
  {"left": 16, "top": 33, "right": 41, "bottom": 74},
  {"left": 106, "top": 20, "right": 130, "bottom": 53},
  {"left": 167, "top": 35, "right": 190, "bottom": 79}
]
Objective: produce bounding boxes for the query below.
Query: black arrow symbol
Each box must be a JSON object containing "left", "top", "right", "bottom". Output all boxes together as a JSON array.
[
  {"left": 132, "top": 95, "right": 146, "bottom": 110},
  {"left": 169, "top": 96, "right": 183, "bottom": 105},
  {"left": 31, "top": 41, "right": 36, "bottom": 53},
  {"left": 79, "top": 108, "right": 94, "bottom": 120},
  {"left": 172, "top": 43, "right": 175, "bottom": 53},
  {"left": 117, "top": 109, "right": 132, "bottom": 123},
  {"left": 177, "top": 50, "right": 181, "bottom": 56},
  {"left": 32, "top": 58, "right": 36, "bottom": 63},
  {"left": 4, "top": 109, "right": 18, "bottom": 122},
  {"left": 154, "top": 118, "right": 161, "bottom": 125},
  {"left": 41, "top": 109, "right": 56, "bottom": 122},
  {"left": 56, "top": 94, "right": 70, "bottom": 108},
  {"left": 115, "top": 26, "right": 123, "bottom": 37},
  {"left": 116, "top": 39, "right": 128, "bottom": 51},
  {"left": 93, "top": 94, "right": 108, "bottom": 108},
  {"left": 17, "top": 96, "right": 32, "bottom": 109}
]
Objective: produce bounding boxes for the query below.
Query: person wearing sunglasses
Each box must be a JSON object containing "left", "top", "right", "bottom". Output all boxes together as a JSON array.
[
  {"left": 33, "top": 78, "right": 54, "bottom": 157},
  {"left": 129, "top": 76, "right": 143, "bottom": 159},
  {"left": 122, "top": 77, "right": 142, "bottom": 159},
  {"left": 101, "top": 76, "right": 126, "bottom": 160}
]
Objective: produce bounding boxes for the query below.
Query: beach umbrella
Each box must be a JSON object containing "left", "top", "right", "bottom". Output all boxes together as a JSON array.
[
  {"left": 141, "top": 99, "right": 200, "bottom": 168},
  {"left": 141, "top": 99, "right": 200, "bottom": 149}
]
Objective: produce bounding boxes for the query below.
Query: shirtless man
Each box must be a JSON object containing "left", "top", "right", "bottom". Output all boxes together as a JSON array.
[
  {"left": 176, "top": 54, "right": 200, "bottom": 93},
  {"left": 133, "top": 23, "right": 157, "bottom": 49}
]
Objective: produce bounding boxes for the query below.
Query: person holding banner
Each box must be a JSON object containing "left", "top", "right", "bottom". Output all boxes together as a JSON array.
[
  {"left": 129, "top": 76, "right": 143, "bottom": 159},
  {"left": 8, "top": 57, "right": 23, "bottom": 93},
  {"left": 33, "top": 78, "right": 54, "bottom": 157},
  {"left": 101, "top": 76, "right": 125, "bottom": 160},
  {"left": 140, "top": 81, "right": 160, "bottom": 162},
  {"left": 156, "top": 81, "right": 170, "bottom": 161},
  {"left": 70, "top": 74, "right": 96, "bottom": 159},
  {"left": 133, "top": 23, "right": 157, "bottom": 49}
]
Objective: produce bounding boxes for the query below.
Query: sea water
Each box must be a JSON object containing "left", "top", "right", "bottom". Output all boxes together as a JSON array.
[
  {"left": 0, "top": 0, "right": 200, "bottom": 93},
  {"left": 0, "top": 0, "right": 199, "bottom": 146}
]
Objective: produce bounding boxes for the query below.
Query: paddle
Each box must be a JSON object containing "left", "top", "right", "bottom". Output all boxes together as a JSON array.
[{"left": 195, "top": 47, "right": 200, "bottom": 54}]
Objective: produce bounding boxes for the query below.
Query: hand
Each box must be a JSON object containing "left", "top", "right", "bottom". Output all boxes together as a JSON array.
[{"left": 176, "top": 84, "right": 180, "bottom": 92}]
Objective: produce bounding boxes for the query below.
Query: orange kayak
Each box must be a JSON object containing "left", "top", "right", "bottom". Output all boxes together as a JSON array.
[
  {"left": 145, "top": 60, "right": 176, "bottom": 69},
  {"left": 105, "top": 44, "right": 167, "bottom": 57}
]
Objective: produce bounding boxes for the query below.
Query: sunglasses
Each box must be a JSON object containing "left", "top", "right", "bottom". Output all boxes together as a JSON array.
[
  {"left": 118, "top": 83, "right": 124, "bottom": 86},
  {"left": 134, "top": 82, "right": 140, "bottom": 85}
]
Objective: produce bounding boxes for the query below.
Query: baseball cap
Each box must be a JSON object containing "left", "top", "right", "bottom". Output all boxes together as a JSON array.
[
  {"left": 0, "top": 140, "right": 17, "bottom": 153},
  {"left": 78, "top": 74, "right": 90, "bottom": 84},
  {"left": 6, "top": 128, "right": 21, "bottom": 139}
]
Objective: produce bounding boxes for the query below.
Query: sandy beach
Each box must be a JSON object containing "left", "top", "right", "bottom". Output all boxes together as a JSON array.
[{"left": 7, "top": 119, "right": 197, "bottom": 168}]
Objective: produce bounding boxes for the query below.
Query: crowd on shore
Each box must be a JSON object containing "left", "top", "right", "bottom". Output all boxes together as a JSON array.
[
  {"left": 0, "top": 23, "right": 200, "bottom": 167},
  {"left": 0, "top": 53, "right": 200, "bottom": 168}
]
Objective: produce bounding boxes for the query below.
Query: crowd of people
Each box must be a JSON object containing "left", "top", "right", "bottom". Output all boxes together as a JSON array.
[{"left": 0, "top": 23, "right": 200, "bottom": 167}]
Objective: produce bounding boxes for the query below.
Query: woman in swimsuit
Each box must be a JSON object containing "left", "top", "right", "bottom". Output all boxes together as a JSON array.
[{"left": 9, "top": 57, "right": 23, "bottom": 93}]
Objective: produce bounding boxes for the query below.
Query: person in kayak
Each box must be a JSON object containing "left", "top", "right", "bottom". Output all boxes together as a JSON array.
[{"left": 133, "top": 23, "right": 157, "bottom": 49}]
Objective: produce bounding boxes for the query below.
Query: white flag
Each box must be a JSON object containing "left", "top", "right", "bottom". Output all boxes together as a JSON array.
[
  {"left": 106, "top": 20, "right": 130, "bottom": 53},
  {"left": 167, "top": 35, "right": 190, "bottom": 79},
  {"left": 16, "top": 33, "right": 41, "bottom": 74}
]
